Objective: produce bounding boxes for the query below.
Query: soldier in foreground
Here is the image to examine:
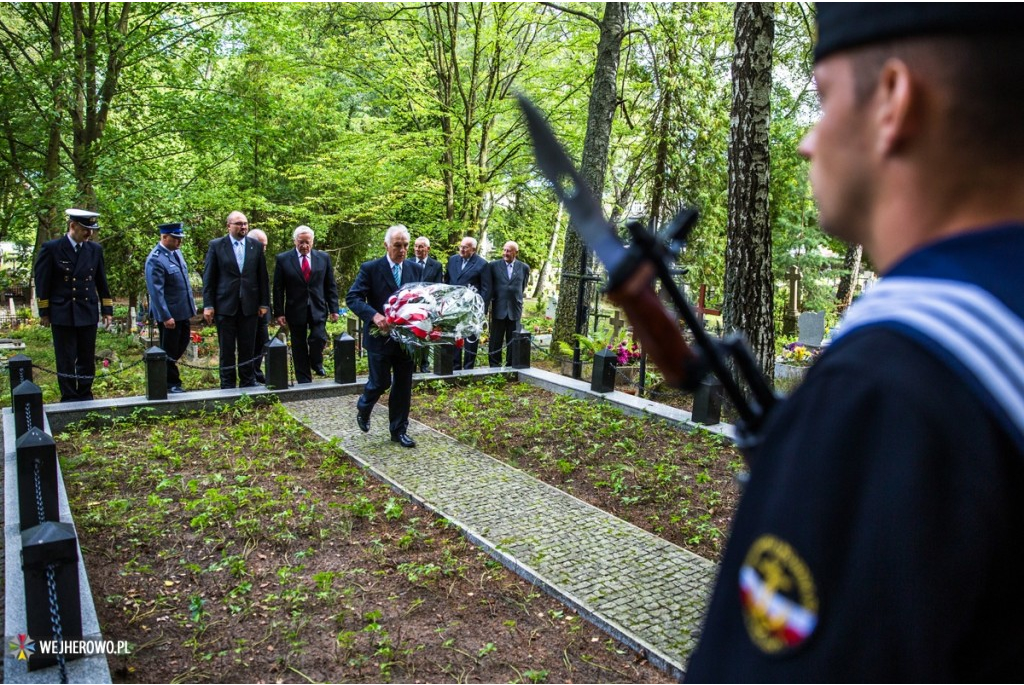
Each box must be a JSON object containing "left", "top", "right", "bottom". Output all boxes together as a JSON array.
[{"left": 687, "top": 4, "right": 1024, "bottom": 680}]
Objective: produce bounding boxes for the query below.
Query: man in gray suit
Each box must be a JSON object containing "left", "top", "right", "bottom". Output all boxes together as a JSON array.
[
  {"left": 202, "top": 211, "right": 270, "bottom": 388},
  {"left": 145, "top": 222, "right": 197, "bottom": 393},
  {"left": 483, "top": 240, "right": 530, "bottom": 367},
  {"left": 445, "top": 236, "right": 488, "bottom": 370}
]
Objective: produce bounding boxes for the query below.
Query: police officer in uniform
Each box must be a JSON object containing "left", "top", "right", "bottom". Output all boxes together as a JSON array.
[
  {"left": 144, "top": 222, "right": 197, "bottom": 394},
  {"left": 34, "top": 208, "right": 113, "bottom": 402},
  {"left": 685, "top": 4, "right": 1024, "bottom": 681}
]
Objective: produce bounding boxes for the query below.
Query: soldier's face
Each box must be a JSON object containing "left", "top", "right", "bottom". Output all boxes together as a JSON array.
[
  {"left": 799, "top": 55, "right": 874, "bottom": 245},
  {"left": 161, "top": 234, "right": 183, "bottom": 250},
  {"left": 68, "top": 221, "right": 92, "bottom": 243}
]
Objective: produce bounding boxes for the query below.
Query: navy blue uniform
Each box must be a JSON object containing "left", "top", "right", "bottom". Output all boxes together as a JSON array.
[
  {"left": 687, "top": 225, "right": 1024, "bottom": 681},
  {"left": 34, "top": 236, "right": 113, "bottom": 402}
]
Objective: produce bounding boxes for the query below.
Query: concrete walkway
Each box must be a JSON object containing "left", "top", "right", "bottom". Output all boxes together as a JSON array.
[{"left": 286, "top": 395, "right": 718, "bottom": 679}]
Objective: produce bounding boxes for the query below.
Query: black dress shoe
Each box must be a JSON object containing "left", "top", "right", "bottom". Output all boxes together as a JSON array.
[
  {"left": 391, "top": 433, "right": 416, "bottom": 448},
  {"left": 169, "top": 386, "right": 186, "bottom": 394},
  {"left": 356, "top": 413, "right": 370, "bottom": 433},
  {"left": 314, "top": 366, "right": 326, "bottom": 377}
]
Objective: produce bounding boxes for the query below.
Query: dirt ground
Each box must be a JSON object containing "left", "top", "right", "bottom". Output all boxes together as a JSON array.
[{"left": 55, "top": 399, "right": 674, "bottom": 684}]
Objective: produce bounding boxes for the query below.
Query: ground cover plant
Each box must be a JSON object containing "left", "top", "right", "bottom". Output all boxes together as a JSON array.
[
  {"left": 412, "top": 377, "right": 744, "bottom": 562},
  {"left": 57, "top": 396, "right": 670, "bottom": 684}
]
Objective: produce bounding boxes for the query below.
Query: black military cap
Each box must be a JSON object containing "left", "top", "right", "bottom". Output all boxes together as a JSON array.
[
  {"left": 814, "top": 3, "right": 1024, "bottom": 63},
  {"left": 158, "top": 222, "right": 185, "bottom": 237},
  {"left": 65, "top": 208, "right": 99, "bottom": 229}
]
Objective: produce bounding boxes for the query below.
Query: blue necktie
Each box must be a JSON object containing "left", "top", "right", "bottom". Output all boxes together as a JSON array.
[
  {"left": 234, "top": 240, "right": 244, "bottom": 271},
  {"left": 392, "top": 263, "right": 401, "bottom": 286}
]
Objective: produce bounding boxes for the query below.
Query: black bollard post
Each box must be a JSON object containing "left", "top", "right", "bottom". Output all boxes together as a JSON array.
[
  {"left": 144, "top": 346, "right": 168, "bottom": 401},
  {"left": 334, "top": 333, "right": 356, "bottom": 384},
  {"left": 8, "top": 353, "right": 33, "bottom": 403},
  {"left": 21, "top": 521, "right": 84, "bottom": 671},
  {"left": 591, "top": 349, "right": 617, "bottom": 393},
  {"left": 15, "top": 427, "right": 60, "bottom": 530},
  {"left": 509, "top": 332, "right": 532, "bottom": 369},
  {"left": 12, "top": 380, "right": 44, "bottom": 438},
  {"left": 264, "top": 337, "right": 289, "bottom": 390},
  {"left": 433, "top": 343, "right": 455, "bottom": 376},
  {"left": 691, "top": 376, "right": 722, "bottom": 425}
]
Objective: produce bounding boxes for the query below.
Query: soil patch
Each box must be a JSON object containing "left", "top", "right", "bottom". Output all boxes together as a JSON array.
[{"left": 57, "top": 398, "right": 671, "bottom": 684}]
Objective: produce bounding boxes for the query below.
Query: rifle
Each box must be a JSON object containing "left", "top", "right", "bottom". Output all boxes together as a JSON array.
[{"left": 518, "top": 96, "right": 778, "bottom": 462}]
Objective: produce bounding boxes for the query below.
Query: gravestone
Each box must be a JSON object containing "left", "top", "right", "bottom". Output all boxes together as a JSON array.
[
  {"left": 609, "top": 310, "right": 627, "bottom": 341},
  {"left": 545, "top": 297, "right": 557, "bottom": 319},
  {"left": 797, "top": 311, "right": 826, "bottom": 349}
]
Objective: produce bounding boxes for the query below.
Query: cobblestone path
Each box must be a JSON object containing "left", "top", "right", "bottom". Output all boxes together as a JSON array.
[{"left": 286, "top": 395, "right": 718, "bottom": 678}]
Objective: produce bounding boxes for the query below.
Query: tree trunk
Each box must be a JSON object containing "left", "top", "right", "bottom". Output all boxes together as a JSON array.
[
  {"left": 723, "top": 2, "right": 775, "bottom": 379},
  {"left": 835, "top": 242, "right": 863, "bottom": 311},
  {"left": 550, "top": 2, "right": 627, "bottom": 358},
  {"left": 533, "top": 203, "right": 564, "bottom": 299}
]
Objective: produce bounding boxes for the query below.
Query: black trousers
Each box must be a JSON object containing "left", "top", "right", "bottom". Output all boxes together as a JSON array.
[
  {"left": 290, "top": 314, "right": 328, "bottom": 384},
  {"left": 357, "top": 344, "right": 414, "bottom": 436},
  {"left": 453, "top": 339, "right": 479, "bottom": 371},
  {"left": 215, "top": 312, "right": 258, "bottom": 388},
  {"left": 51, "top": 323, "right": 97, "bottom": 402},
  {"left": 158, "top": 319, "right": 192, "bottom": 389},
  {"left": 488, "top": 317, "right": 519, "bottom": 367},
  {"left": 253, "top": 312, "right": 270, "bottom": 383}
]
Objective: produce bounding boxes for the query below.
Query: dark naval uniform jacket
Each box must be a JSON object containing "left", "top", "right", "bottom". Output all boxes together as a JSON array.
[{"left": 35, "top": 236, "right": 113, "bottom": 325}]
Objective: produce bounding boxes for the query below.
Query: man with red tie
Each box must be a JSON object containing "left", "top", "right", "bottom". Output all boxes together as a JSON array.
[{"left": 273, "top": 225, "right": 339, "bottom": 384}]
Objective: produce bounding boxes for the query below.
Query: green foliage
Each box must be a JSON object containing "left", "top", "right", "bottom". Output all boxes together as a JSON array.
[{"left": 1, "top": 1, "right": 831, "bottom": 344}]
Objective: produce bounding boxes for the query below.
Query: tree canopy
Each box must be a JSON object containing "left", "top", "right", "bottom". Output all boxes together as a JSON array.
[{"left": 1, "top": 2, "right": 848, "bottom": 340}]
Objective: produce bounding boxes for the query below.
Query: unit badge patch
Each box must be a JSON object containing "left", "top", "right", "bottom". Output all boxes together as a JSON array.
[{"left": 739, "top": 534, "right": 818, "bottom": 655}]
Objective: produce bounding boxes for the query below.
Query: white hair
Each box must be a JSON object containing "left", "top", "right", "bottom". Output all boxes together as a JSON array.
[
  {"left": 247, "top": 228, "right": 268, "bottom": 245},
  {"left": 385, "top": 224, "right": 411, "bottom": 245},
  {"left": 293, "top": 225, "right": 314, "bottom": 240},
  {"left": 461, "top": 236, "right": 478, "bottom": 249},
  {"left": 415, "top": 236, "right": 431, "bottom": 247}
]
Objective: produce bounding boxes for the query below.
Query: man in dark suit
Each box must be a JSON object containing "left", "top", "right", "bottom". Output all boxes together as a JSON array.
[
  {"left": 346, "top": 224, "right": 423, "bottom": 448},
  {"left": 412, "top": 236, "right": 444, "bottom": 283},
  {"left": 202, "top": 211, "right": 270, "bottom": 389},
  {"left": 274, "top": 225, "right": 339, "bottom": 384},
  {"left": 444, "top": 235, "right": 488, "bottom": 370},
  {"left": 34, "top": 208, "right": 113, "bottom": 402},
  {"left": 411, "top": 236, "right": 443, "bottom": 372},
  {"left": 248, "top": 228, "right": 272, "bottom": 384},
  {"left": 483, "top": 240, "right": 531, "bottom": 367},
  {"left": 145, "top": 222, "right": 197, "bottom": 394}
]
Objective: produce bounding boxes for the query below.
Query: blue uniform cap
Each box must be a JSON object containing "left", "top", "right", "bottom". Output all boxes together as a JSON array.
[
  {"left": 158, "top": 222, "right": 185, "bottom": 237},
  {"left": 814, "top": 3, "right": 1024, "bottom": 63},
  {"left": 65, "top": 208, "right": 99, "bottom": 229}
]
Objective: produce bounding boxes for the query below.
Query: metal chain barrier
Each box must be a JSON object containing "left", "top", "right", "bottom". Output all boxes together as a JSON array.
[
  {"left": 34, "top": 455, "right": 69, "bottom": 682},
  {"left": 46, "top": 564, "right": 69, "bottom": 684},
  {"left": 31, "top": 357, "right": 145, "bottom": 381}
]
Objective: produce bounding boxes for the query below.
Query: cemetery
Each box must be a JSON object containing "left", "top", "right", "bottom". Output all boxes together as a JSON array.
[{"left": 0, "top": 3, "right": 885, "bottom": 683}]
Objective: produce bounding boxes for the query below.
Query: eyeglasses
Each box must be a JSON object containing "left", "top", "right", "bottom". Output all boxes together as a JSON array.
[{"left": 229, "top": 221, "right": 249, "bottom": 227}]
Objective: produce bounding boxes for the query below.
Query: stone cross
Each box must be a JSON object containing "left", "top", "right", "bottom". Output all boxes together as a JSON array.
[
  {"left": 782, "top": 265, "right": 802, "bottom": 335},
  {"left": 609, "top": 310, "right": 627, "bottom": 341}
]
